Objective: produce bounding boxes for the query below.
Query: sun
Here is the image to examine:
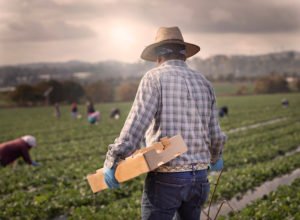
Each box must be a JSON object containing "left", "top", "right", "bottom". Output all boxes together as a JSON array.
[{"left": 110, "top": 26, "right": 135, "bottom": 47}]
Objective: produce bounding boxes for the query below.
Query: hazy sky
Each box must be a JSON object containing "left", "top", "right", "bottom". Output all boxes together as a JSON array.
[{"left": 0, "top": 0, "right": 300, "bottom": 65}]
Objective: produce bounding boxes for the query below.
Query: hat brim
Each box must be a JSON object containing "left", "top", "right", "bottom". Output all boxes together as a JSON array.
[{"left": 141, "top": 40, "right": 200, "bottom": 62}]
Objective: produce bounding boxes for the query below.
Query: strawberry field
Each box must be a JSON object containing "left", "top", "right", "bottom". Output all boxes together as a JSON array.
[{"left": 0, "top": 93, "right": 300, "bottom": 219}]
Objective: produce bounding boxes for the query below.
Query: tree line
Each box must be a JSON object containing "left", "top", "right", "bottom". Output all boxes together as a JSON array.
[
  {"left": 9, "top": 79, "right": 140, "bottom": 106},
  {"left": 5, "top": 73, "right": 300, "bottom": 106},
  {"left": 254, "top": 74, "right": 300, "bottom": 94}
]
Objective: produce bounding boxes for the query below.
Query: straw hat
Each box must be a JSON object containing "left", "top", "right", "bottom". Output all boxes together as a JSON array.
[
  {"left": 21, "top": 135, "right": 37, "bottom": 147},
  {"left": 141, "top": 26, "right": 200, "bottom": 62}
]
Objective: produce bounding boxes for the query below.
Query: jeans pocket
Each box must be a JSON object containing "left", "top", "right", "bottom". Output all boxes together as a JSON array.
[
  {"left": 194, "top": 179, "right": 210, "bottom": 207},
  {"left": 201, "top": 180, "right": 210, "bottom": 206},
  {"left": 154, "top": 180, "right": 183, "bottom": 210}
]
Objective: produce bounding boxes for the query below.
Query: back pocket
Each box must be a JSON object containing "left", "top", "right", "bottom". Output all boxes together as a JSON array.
[
  {"left": 193, "top": 179, "right": 210, "bottom": 207},
  {"left": 154, "top": 180, "right": 184, "bottom": 210}
]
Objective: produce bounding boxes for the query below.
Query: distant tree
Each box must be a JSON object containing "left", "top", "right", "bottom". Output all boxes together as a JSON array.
[
  {"left": 289, "top": 77, "right": 300, "bottom": 92},
  {"left": 35, "top": 80, "right": 64, "bottom": 104},
  {"left": 254, "top": 74, "right": 290, "bottom": 94},
  {"left": 62, "top": 81, "right": 85, "bottom": 103},
  {"left": 116, "top": 81, "right": 139, "bottom": 101},
  {"left": 236, "top": 85, "right": 248, "bottom": 95},
  {"left": 10, "top": 84, "right": 43, "bottom": 105},
  {"left": 225, "top": 73, "right": 235, "bottom": 82},
  {"left": 205, "top": 75, "right": 215, "bottom": 82},
  {"left": 10, "top": 80, "right": 86, "bottom": 105},
  {"left": 85, "top": 80, "right": 114, "bottom": 102}
]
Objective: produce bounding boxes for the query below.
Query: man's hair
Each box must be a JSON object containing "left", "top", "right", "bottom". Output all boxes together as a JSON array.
[{"left": 155, "top": 43, "right": 186, "bottom": 60}]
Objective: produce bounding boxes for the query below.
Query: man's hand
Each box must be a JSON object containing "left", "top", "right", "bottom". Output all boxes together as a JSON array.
[
  {"left": 208, "top": 158, "right": 223, "bottom": 172},
  {"left": 31, "top": 161, "right": 41, "bottom": 167},
  {"left": 104, "top": 167, "right": 120, "bottom": 189}
]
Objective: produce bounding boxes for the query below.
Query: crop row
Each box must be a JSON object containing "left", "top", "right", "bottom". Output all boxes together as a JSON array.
[
  {"left": 0, "top": 93, "right": 300, "bottom": 219},
  {"left": 224, "top": 120, "right": 300, "bottom": 168},
  {"left": 211, "top": 152, "right": 300, "bottom": 202},
  {"left": 2, "top": 152, "right": 299, "bottom": 219},
  {"left": 219, "top": 177, "right": 300, "bottom": 220}
]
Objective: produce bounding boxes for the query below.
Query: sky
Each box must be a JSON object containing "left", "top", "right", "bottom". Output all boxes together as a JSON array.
[{"left": 0, "top": 0, "right": 300, "bottom": 65}]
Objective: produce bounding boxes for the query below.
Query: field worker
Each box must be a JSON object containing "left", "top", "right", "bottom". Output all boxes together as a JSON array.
[
  {"left": 86, "top": 101, "right": 95, "bottom": 115},
  {"left": 219, "top": 106, "right": 229, "bottom": 118},
  {"left": 88, "top": 111, "right": 100, "bottom": 125},
  {"left": 71, "top": 102, "right": 78, "bottom": 119},
  {"left": 110, "top": 108, "right": 121, "bottom": 120},
  {"left": 54, "top": 102, "right": 61, "bottom": 118},
  {"left": 0, "top": 135, "right": 40, "bottom": 167},
  {"left": 281, "top": 98, "right": 289, "bottom": 108},
  {"left": 102, "top": 27, "right": 226, "bottom": 220}
]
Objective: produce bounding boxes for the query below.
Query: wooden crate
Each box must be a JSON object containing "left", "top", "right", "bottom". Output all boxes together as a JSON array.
[{"left": 86, "top": 135, "right": 187, "bottom": 193}]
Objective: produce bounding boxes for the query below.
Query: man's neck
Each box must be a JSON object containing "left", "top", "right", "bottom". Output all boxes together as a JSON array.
[{"left": 157, "top": 58, "right": 185, "bottom": 66}]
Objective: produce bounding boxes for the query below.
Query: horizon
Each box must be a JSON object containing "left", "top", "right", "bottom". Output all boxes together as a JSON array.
[
  {"left": 0, "top": 0, "right": 300, "bottom": 66},
  {"left": 0, "top": 49, "right": 299, "bottom": 67}
]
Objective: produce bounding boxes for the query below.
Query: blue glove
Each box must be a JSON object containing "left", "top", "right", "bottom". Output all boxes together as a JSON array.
[
  {"left": 208, "top": 158, "right": 223, "bottom": 172},
  {"left": 31, "top": 161, "right": 41, "bottom": 167},
  {"left": 104, "top": 167, "right": 120, "bottom": 189}
]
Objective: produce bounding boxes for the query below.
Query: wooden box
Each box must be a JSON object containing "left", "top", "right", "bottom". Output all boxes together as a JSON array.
[{"left": 86, "top": 135, "right": 187, "bottom": 193}]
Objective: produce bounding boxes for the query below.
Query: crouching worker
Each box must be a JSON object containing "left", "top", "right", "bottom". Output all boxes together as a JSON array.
[
  {"left": 0, "top": 135, "right": 40, "bottom": 167},
  {"left": 88, "top": 111, "right": 100, "bottom": 125},
  {"left": 110, "top": 108, "right": 121, "bottom": 120}
]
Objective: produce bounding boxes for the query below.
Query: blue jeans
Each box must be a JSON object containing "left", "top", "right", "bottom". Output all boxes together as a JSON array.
[{"left": 141, "top": 169, "right": 210, "bottom": 220}]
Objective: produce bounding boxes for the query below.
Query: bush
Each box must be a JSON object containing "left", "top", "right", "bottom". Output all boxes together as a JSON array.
[
  {"left": 10, "top": 80, "right": 85, "bottom": 105},
  {"left": 116, "top": 81, "right": 139, "bottom": 102},
  {"left": 254, "top": 75, "right": 290, "bottom": 94},
  {"left": 10, "top": 84, "right": 44, "bottom": 105},
  {"left": 84, "top": 80, "right": 114, "bottom": 103}
]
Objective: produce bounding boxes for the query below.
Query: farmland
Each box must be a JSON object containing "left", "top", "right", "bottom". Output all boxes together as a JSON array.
[
  {"left": 212, "top": 82, "right": 254, "bottom": 96},
  {"left": 0, "top": 93, "right": 300, "bottom": 219}
]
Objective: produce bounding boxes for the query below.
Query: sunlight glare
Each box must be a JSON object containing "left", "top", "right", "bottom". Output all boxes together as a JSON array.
[{"left": 110, "top": 25, "right": 135, "bottom": 48}]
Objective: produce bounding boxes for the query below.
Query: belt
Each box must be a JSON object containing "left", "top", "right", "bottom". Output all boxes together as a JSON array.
[{"left": 155, "top": 163, "right": 209, "bottom": 173}]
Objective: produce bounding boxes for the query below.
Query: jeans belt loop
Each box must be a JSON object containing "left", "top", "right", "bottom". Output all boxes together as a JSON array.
[{"left": 191, "top": 163, "right": 196, "bottom": 175}]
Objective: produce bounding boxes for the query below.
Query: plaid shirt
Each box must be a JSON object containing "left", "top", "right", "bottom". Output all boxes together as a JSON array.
[{"left": 104, "top": 60, "right": 226, "bottom": 169}]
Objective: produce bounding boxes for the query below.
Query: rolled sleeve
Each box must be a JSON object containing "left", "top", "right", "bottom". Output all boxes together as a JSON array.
[{"left": 104, "top": 73, "right": 160, "bottom": 168}]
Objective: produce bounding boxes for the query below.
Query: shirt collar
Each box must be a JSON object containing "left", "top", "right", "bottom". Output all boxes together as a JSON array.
[{"left": 160, "top": 59, "right": 187, "bottom": 68}]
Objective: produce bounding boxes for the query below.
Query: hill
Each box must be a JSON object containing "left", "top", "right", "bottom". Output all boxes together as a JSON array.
[
  {"left": 189, "top": 51, "right": 300, "bottom": 80},
  {"left": 0, "top": 51, "right": 299, "bottom": 87}
]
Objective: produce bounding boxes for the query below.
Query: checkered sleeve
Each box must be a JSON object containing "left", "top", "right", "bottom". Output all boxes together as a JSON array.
[
  {"left": 209, "top": 91, "right": 227, "bottom": 164},
  {"left": 104, "top": 73, "right": 160, "bottom": 168}
]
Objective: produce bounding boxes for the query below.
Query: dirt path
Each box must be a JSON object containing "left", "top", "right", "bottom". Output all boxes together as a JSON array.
[
  {"left": 227, "top": 117, "right": 288, "bottom": 134},
  {"left": 201, "top": 146, "right": 300, "bottom": 219}
]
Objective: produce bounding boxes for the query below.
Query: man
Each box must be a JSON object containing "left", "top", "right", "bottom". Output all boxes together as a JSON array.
[
  {"left": 88, "top": 111, "right": 100, "bottom": 124},
  {"left": 219, "top": 106, "right": 229, "bottom": 118},
  {"left": 71, "top": 102, "right": 78, "bottom": 119},
  {"left": 0, "top": 135, "right": 40, "bottom": 167},
  {"left": 54, "top": 102, "right": 61, "bottom": 119},
  {"left": 86, "top": 101, "right": 95, "bottom": 115},
  {"left": 110, "top": 108, "right": 121, "bottom": 120},
  {"left": 103, "top": 27, "right": 226, "bottom": 220},
  {"left": 86, "top": 101, "right": 100, "bottom": 124}
]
